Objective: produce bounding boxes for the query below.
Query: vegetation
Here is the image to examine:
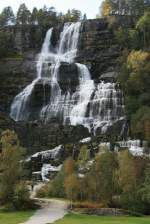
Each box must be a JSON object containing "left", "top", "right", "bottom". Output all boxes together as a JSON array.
[
  {"left": 0, "top": 209, "right": 34, "bottom": 224},
  {"left": 54, "top": 213, "right": 150, "bottom": 224},
  {"left": 99, "top": 0, "right": 150, "bottom": 144},
  {"left": 0, "top": 3, "right": 84, "bottom": 58},
  {"left": 0, "top": 0, "right": 150, "bottom": 217},
  {"left": 37, "top": 147, "right": 150, "bottom": 214},
  {"left": 100, "top": 0, "right": 150, "bottom": 16},
  {"left": 0, "top": 4, "right": 83, "bottom": 28},
  {"left": 0, "top": 130, "right": 32, "bottom": 210}
]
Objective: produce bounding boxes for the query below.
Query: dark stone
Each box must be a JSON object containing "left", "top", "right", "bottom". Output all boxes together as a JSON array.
[
  {"left": 0, "top": 18, "right": 126, "bottom": 155},
  {"left": 58, "top": 62, "right": 79, "bottom": 92}
]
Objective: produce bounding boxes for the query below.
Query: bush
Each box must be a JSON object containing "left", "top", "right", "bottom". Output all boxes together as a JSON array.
[
  {"left": 13, "top": 182, "right": 32, "bottom": 210},
  {"left": 36, "top": 185, "right": 49, "bottom": 198}
]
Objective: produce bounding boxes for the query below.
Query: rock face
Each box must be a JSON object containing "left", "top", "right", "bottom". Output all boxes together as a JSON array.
[
  {"left": 78, "top": 19, "right": 120, "bottom": 80},
  {"left": 0, "top": 52, "right": 36, "bottom": 113},
  {"left": 0, "top": 19, "right": 125, "bottom": 154}
]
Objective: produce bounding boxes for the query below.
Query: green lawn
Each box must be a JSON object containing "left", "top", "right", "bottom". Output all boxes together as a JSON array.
[
  {"left": 0, "top": 210, "right": 34, "bottom": 224},
  {"left": 54, "top": 213, "right": 150, "bottom": 224}
]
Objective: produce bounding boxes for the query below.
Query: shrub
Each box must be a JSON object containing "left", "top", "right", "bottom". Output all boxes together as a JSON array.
[{"left": 13, "top": 182, "right": 31, "bottom": 210}]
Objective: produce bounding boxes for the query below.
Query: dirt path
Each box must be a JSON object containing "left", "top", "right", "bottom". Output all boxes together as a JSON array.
[
  {"left": 21, "top": 183, "right": 68, "bottom": 224},
  {"left": 22, "top": 198, "right": 67, "bottom": 224}
]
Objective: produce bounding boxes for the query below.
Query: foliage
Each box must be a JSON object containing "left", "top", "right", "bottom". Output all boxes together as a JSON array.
[
  {"left": 104, "top": 0, "right": 147, "bottom": 16},
  {"left": 88, "top": 150, "right": 118, "bottom": 205},
  {"left": 78, "top": 145, "right": 90, "bottom": 166},
  {"left": 117, "top": 150, "right": 148, "bottom": 212},
  {"left": 64, "top": 174, "right": 79, "bottom": 201},
  {"left": 13, "top": 182, "right": 31, "bottom": 210},
  {"left": 139, "top": 165, "right": 150, "bottom": 203},
  {"left": 0, "top": 6, "right": 15, "bottom": 26},
  {"left": 0, "top": 31, "right": 14, "bottom": 58},
  {"left": 16, "top": 4, "right": 31, "bottom": 25},
  {"left": 101, "top": 0, "right": 112, "bottom": 17},
  {"left": 118, "top": 50, "right": 150, "bottom": 142},
  {"left": 131, "top": 107, "right": 150, "bottom": 142},
  {"left": 0, "top": 130, "right": 27, "bottom": 208},
  {"left": 136, "top": 11, "right": 150, "bottom": 47}
]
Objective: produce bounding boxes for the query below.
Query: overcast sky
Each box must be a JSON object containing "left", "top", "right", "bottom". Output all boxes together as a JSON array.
[{"left": 0, "top": 0, "right": 102, "bottom": 19}]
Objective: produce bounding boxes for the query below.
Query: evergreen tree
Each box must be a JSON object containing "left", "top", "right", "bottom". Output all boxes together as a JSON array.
[
  {"left": 31, "top": 7, "right": 38, "bottom": 25},
  {"left": 0, "top": 6, "right": 15, "bottom": 27},
  {"left": 17, "top": 4, "right": 31, "bottom": 25}
]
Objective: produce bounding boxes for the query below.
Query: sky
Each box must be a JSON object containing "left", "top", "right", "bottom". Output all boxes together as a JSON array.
[{"left": 0, "top": 0, "right": 102, "bottom": 19}]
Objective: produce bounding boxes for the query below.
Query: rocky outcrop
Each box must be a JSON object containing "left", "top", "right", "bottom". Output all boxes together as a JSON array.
[
  {"left": 0, "top": 51, "right": 36, "bottom": 113},
  {"left": 78, "top": 19, "right": 120, "bottom": 80},
  {"left": 75, "top": 208, "right": 141, "bottom": 217},
  {"left": 0, "top": 18, "right": 124, "bottom": 154}
]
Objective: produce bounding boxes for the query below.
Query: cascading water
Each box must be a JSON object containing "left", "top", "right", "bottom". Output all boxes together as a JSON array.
[
  {"left": 10, "top": 22, "right": 125, "bottom": 135},
  {"left": 10, "top": 28, "right": 53, "bottom": 121}
]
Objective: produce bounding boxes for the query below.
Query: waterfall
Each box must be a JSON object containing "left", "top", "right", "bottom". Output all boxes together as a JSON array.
[
  {"left": 10, "top": 28, "right": 53, "bottom": 121},
  {"left": 10, "top": 22, "right": 125, "bottom": 135},
  {"left": 69, "top": 64, "right": 95, "bottom": 127}
]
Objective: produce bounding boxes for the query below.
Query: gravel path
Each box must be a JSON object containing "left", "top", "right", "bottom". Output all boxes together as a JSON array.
[
  {"left": 21, "top": 183, "right": 68, "bottom": 224},
  {"left": 21, "top": 198, "right": 67, "bottom": 224}
]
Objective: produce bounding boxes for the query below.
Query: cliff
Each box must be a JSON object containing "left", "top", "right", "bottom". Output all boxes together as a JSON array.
[{"left": 0, "top": 19, "right": 124, "bottom": 154}]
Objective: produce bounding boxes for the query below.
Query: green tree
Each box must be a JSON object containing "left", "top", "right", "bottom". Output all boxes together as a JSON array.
[
  {"left": 89, "top": 149, "right": 118, "bottom": 205},
  {"left": 0, "top": 130, "right": 25, "bottom": 205},
  {"left": 131, "top": 107, "right": 150, "bottom": 142},
  {"left": 17, "top": 4, "right": 31, "bottom": 25},
  {"left": 107, "top": 0, "right": 145, "bottom": 16},
  {"left": 140, "top": 164, "right": 150, "bottom": 203},
  {"left": 0, "top": 6, "right": 15, "bottom": 27},
  {"left": 78, "top": 145, "right": 90, "bottom": 166},
  {"left": 117, "top": 150, "right": 146, "bottom": 212},
  {"left": 31, "top": 7, "right": 38, "bottom": 25},
  {"left": 136, "top": 11, "right": 150, "bottom": 47},
  {"left": 0, "top": 31, "right": 14, "bottom": 58}
]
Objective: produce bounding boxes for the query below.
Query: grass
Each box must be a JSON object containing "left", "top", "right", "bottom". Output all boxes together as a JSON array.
[
  {"left": 54, "top": 213, "right": 150, "bottom": 224},
  {"left": 0, "top": 209, "right": 34, "bottom": 224}
]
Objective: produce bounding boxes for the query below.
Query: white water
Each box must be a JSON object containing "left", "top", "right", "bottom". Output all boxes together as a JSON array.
[
  {"left": 10, "top": 28, "right": 53, "bottom": 121},
  {"left": 10, "top": 22, "right": 125, "bottom": 134}
]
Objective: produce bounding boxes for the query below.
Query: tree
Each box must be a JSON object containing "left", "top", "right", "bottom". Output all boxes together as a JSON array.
[
  {"left": 136, "top": 11, "right": 150, "bottom": 47},
  {"left": 16, "top": 4, "right": 31, "bottom": 25},
  {"left": 71, "top": 9, "right": 82, "bottom": 22},
  {"left": 78, "top": 145, "right": 90, "bottom": 166},
  {"left": 118, "top": 150, "right": 137, "bottom": 194},
  {"left": 64, "top": 174, "right": 79, "bottom": 207},
  {"left": 83, "top": 14, "right": 87, "bottom": 20},
  {"left": 140, "top": 164, "right": 150, "bottom": 203},
  {"left": 64, "top": 157, "right": 77, "bottom": 175},
  {"left": 131, "top": 106, "right": 150, "bottom": 142},
  {"left": 105, "top": 0, "right": 145, "bottom": 16},
  {"left": 0, "top": 6, "right": 15, "bottom": 27},
  {"left": 127, "top": 50, "right": 149, "bottom": 72},
  {"left": 101, "top": 0, "right": 112, "bottom": 17},
  {"left": 31, "top": 7, "right": 38, "bottom": 25},
  {"left": 117, "top": 150, "right": 146, "bottom": 212},
  {"left": 0, "top": 130, "right": 25, "bottom": 204},
  {"left": 88, "top": 149, "right": 118, "bottom": 205},
  {"left": 0, "top": 31, "right": 14, "bottom": 58},
  {"left": 63, "top": 9, "right": 82, "bottom": 22}
]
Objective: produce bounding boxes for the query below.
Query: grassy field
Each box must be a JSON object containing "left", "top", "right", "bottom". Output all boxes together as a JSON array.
[
  {"left": 54, "top": 213, "right": 150, "bottom": 224},
  {"left": 0, "top": 210, "right": 34, "bottom": 224}
]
